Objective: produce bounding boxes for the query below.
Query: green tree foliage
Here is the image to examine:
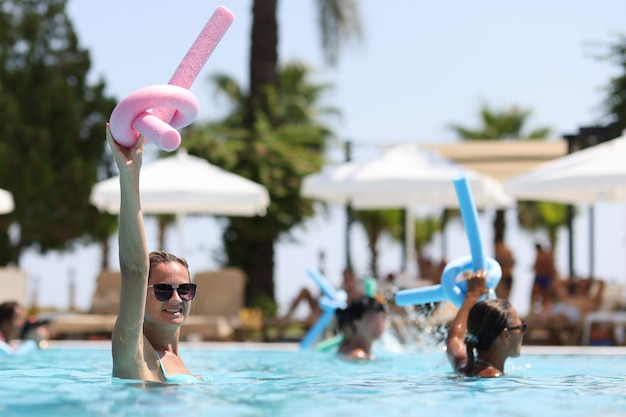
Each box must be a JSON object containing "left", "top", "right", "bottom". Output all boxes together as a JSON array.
[
  {"left": 351, "top": 209, "right": 441, "bottom": 278},
  {"left": 247, "top": 0, "right": 361, "bottom": 124},
  {"left": 448, "top": 104, "right": 551, "bottom": 140},
  {"left": 0, "top": 0, "right": 117, "bottom": 266},
  {"left": 351, "top": 209, "right": 402, "bottom": 278},
  {"left": 185, "top": 62, "right": 335, "bottom": 311},
  {"left": 315, "top": 0, "right": 362, "bottom": 66},
  {"left": 413, "top": 215, "right": 441, "bottom": 254},
  {"left": 517, "top": 201, "right": 568, "bottom": 251},
  {"left": 602, "top": 34, "right": 626, "bottom": 137}
]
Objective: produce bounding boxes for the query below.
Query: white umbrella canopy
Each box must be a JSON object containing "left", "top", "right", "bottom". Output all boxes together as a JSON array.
[
  {"left": 0, "top": 188, "right": 14, "bottom": 214},
  {"left": 301, "top": 144, "right": 513, "bottom": 276},
  {"left": 90, "top": 149, "right": 270, "bottom": 216},
  {"left": 302, "top": 144, "right": 513, "bottom": 209},
  {"left": 504, "top": 134, "right": 626, "bottom": 204}
]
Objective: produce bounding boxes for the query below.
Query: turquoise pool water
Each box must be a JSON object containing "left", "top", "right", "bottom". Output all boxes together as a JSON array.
[{"left": 0, "top": 342, "right": 625, "bottom": 417}]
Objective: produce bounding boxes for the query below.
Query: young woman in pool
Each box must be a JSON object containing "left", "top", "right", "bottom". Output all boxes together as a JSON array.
[
  {"left": 0, "top": 301, "right": 50, "bottom": 354},
  {"left": 446, "top": 270, "right": 525, "bottom": 377},
  {"left": 107, "top": 125, "right": 200, "bottom": 383},
  {"left": 0, "top": 302, "right": 27, "bottom": 354},
  {"left": 336, "top": 295, "right": 387, "bottom": 360}
]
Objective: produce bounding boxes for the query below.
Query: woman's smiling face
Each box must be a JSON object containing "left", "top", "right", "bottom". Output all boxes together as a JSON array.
[{"left": 145, "top": 262, "right": 192, "bottom": 326}]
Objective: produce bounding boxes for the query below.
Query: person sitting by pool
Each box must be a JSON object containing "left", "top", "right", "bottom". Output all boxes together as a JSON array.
[
  {"left": 446, "top": 271, "right": 525, "bottom": 377},
  {"left": 336, "top": 295, "right": 387, "bottom": 360},
  {"left": 341, "top": 268, "right": 364, "bottom": 304},
  {"left": 549, "top": 277, "right": 605, "bottom": 323},
  {"left": 280, "top": 287, "right": 322, "bottom": 328},
  {"left": 526, "top": 277, "right": 605, "bottom": 345},
  {"left": 107, "top": 125, "right": 200, "bottom": 383},
  {"left": 0, "top": 301, "right": 50, "bottom": 354}
]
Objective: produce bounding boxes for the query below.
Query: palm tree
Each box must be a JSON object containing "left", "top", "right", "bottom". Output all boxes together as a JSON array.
[
  {"left": 448, "top": 103, "right": 557, "bottom": 245},
  {"left": 226, "top": 1, "right": 362, "bottom": 309},
  {"left": 247, "top": 0, "right": 361, "bottom": 124},
  {"left": 517, "top": 201, "right": 569, "bottom": 252},
  {"left": 448, "top": 104, "right": 551, "bottom": 140},
  {"left": 351, "top": 208, "right": 442, "bottom": 280},
  {"left": 186, "top": 61, "right": 338, "bottom": 313},
  {"left": 412, "top": 214, "right": 443, "bottom": 280},
  {"left": 413, "top": 215, "right": 442, "bottom": 257},
  {"left": 351, "top": 209, "right": 402, "bottom": 278},
  {"left": 601, "top": 35, "right": 626, "bottom": 137},
  {"left": 182, "top": 2, "right": 361, "bottom": 311}
]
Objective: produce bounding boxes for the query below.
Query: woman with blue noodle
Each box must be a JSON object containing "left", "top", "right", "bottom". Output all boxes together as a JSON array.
[{"left": 446, "top": 271, "right": 525, "bottom": 377}]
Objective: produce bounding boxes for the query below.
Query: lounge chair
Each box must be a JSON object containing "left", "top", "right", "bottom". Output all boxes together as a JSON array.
[
  {"left": 581, "top": 281, "right": 626, "bottom": 345},
  {"left": 50, "top": 270, "right": 121, "bottom": 339},
  {"left": 180, "top": 267, "right": 246, "bottom": 341},
  {"left": 524, "top": 277, "right": 606, "bottom": 345},
  {"left": 0, "top": 267, "right": 29, "bottom": 306}
]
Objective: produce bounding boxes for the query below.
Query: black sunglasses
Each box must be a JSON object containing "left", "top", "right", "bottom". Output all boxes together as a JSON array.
[
  {"left": 508, "top": 321, "right": 527, "bottom": 335},
  {"left": 147, "top": 283, "right": 197, "bottom": 301}
]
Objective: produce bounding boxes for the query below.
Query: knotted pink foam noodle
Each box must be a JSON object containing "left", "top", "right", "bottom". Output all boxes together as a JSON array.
[
  {"left": 109, "top": 85, "right": 199, "bottom": 151},
  {"left": 109, "top": 6, "right": 235, "bottom": 151}
]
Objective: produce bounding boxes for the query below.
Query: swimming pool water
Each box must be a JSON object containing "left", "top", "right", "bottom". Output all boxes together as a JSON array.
[{"left": 0, "top": 342, "right": 625, "bottom": 417}]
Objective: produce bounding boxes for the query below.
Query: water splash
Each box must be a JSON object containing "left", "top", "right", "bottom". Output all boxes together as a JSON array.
[{"left": 379, "top": 280, "right": 456, "bottom": 353}]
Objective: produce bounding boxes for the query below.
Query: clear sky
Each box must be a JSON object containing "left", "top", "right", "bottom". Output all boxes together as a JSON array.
[{"left": 18, "top": 0, "right": 626, "bottom": 317}]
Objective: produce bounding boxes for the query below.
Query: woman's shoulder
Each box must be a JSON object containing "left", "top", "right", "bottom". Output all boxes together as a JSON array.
[
  {"left": 472, "top": 361, "right": 503, "bottom": 378},
  {"left": 338, "top": 347, "right": 372, "bottom": 360},
  {"left": 475, "top": 367, "right": 503, "bottom": 377},
  {"left": 455, "top": 359, "right": 503, "bottom": 378}
]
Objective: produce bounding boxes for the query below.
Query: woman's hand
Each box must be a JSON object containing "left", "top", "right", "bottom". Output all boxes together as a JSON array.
[
  {"left": 466, "top": 270, "right": 489, "bottom": 299},
  {"left": 106, "top": 123, "right": 145, "bottom": 174}
]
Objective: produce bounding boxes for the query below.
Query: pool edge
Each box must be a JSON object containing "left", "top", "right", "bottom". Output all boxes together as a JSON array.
[{"left": 43, "top": 340, "right": 626, "bottom": 355}]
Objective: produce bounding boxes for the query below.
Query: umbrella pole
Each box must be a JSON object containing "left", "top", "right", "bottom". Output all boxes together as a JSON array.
[
  {"left": 567, "top": 205, "right": 575, "bottom": 277},
  {"left": 344, "top": 140, "right": 353, "bottom": 272},
  {"left": 176, "top": 213, "right": 185, "bottom": 257},
  {"left": 441, "top": 209, "right": 448, "bottom": 263},
  {"left": 589, "top": 205, "right": 594, "bottom": 278},
  {"left": 345, "top": 202, "right": 353, "bottom": 272},
  {"left": 405, "top": 206, "right": 416, "bottom": 279}
]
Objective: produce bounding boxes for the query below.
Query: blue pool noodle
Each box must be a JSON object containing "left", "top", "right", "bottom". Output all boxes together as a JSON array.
[
  {"left": 394, "top": 175, "right": 489, "bottom": 307},
  {"left": 394, "top": 284, "right": 446, "bottom": 306},
  {"left": 307, "top": 268, "right": 339, "bottom": 300},
  {"left": 300, "top": 268, "right": 347, "bottom": 349},
  {"left": 453, "top": 175, "right": 485, "bottom": 271},
  {"left": 300, "top": 308, "right": 336, "bottom": 349}
]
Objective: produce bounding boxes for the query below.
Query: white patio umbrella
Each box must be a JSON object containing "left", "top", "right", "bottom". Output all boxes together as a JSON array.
[
  {"left": 304, "top": 145, "right": 512, "bottom": 209},
  {"left": 0, "top": 188, "right": 14, "bottom": 214},
  {"left": 90, "top": 149, "right": 270, "bottom": 252},
  {"left": 302, "top": 144, "right": 513, "bottom": 275},
  {"left": 504, "top": 133, "right": 626, "bottom": 278},
  {"left": 504, "top": 134, "right": 626, "bottom": 204}
]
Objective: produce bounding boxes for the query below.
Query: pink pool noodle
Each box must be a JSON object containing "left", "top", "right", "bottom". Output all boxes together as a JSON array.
[
  {"left": 109, "top": 85, "right": 199, "bottom": 150},
  {"left": 152, "top": 6, "right": 236, "bottom": 122},
  {"left": 110, "top": 6, "right": 235, "bottom": 151}
]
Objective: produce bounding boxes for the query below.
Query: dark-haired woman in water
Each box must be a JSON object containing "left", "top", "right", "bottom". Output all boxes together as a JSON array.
[{"left": 446, "top": 271, "right": 525, "bottom": 377}]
